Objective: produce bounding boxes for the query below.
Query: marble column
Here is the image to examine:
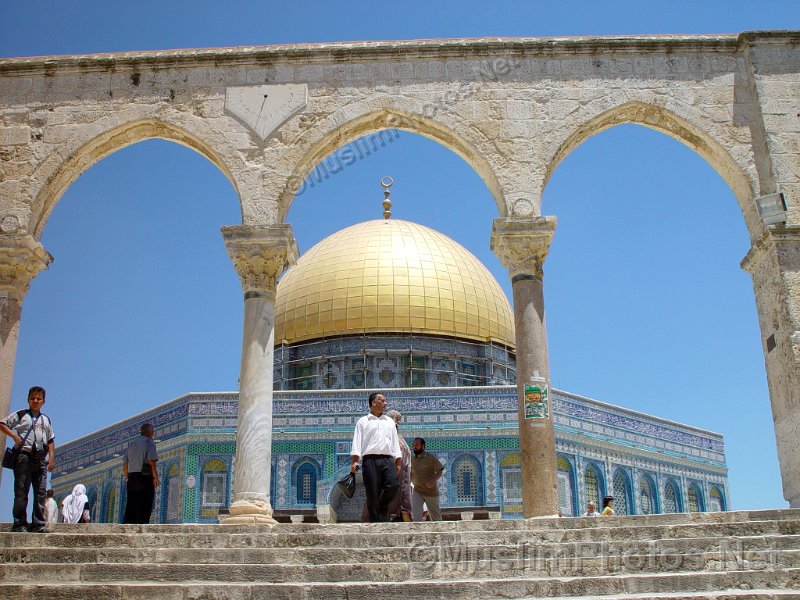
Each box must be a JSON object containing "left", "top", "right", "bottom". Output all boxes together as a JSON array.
[
  {"left": 491, "top": 216, "right": 559, "bottom": 518},
  {"left": 0, "top": 234, "right": 52, "bottom": 489},
  {"left": 220, "top": 224, "right": 298, "bottom": 524},
  {"left": 741, "top": 225, "right": 800, "bottom": 507}
]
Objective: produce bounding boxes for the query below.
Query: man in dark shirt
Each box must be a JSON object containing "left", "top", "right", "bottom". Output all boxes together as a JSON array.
[
  {"left": 410, "top": 437, "right": 444, "bottom": 521},
  {"left": 122, "top": 423, "right": 159, "bottom": 524}
]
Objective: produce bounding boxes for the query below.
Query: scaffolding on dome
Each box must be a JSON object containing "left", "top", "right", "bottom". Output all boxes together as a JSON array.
[{"left": 274, "top": 333, "right": 516, "bottom": 390}]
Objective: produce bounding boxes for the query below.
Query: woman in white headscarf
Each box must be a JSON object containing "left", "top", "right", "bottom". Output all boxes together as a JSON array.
[{"left": 61, "top": 484, "right": 90, "bottom": 524}]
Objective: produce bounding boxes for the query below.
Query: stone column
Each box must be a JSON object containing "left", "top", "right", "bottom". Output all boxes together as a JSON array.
[
  {"left": 491, "top": 216, "right": 559, "bottom": 518},
  {"left": 220, "top": 224, "right": 298, "bottom": 524},
  {"left": 741, "top": 225, "right": 800, "bottom": 507},
  {"left": 0, "top": 235, "right": 52, "bottom": 488}
]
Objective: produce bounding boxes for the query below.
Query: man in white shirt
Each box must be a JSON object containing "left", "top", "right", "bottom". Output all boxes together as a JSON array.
[{"left": 350, "top": 392, "right": 402, "bottom": 522}]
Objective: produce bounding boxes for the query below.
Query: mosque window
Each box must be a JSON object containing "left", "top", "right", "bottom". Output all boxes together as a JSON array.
[
  {"left": 86, "top": 486, "right": 98, "bottom": 522},
  {"left": 201, "top": 459, "right": 228, "bottom": 508},
  {"left": 639, "top": 474, "right": 658, "bottom": 515},
  {"left": 458, "top": 362, "right": 480, "bottom": 386},
  {"left": 584, "top": 465, "right": 603, "bottom": 507},
  {"left": 289, "top": 363, "right": 315, "bottom": 391},
  {"left": 708, "top": 486, "right": 725, "bottom": 512},
  {"left": 165, "top": 464, "right": 182, "bottom": 521},
  {"left": 452, "top": 455, "right": 483, "bottom": 505},
  {"left": 663, "top": 479, "right": 681, "bottom": 513},
  {"left": 403, "top": 355, "right": 426, "bottom": 387},
  {"left": 502, "top": 468, "right": 522, "bottom": 503},
  {"left": 556, "top": 456, "right": 575, "bottom": 517},
  {"left": 687, "top": 483, "right": 704, "bottom": 513},
  {"left": 103, "top": 483, "right": 118, "bottom": 524},
  {"left": 295, "top": 460, "right": 319, "bottom": 506},
  {"left": 612, "top": 469, "right": 632, "bottom": 515}
]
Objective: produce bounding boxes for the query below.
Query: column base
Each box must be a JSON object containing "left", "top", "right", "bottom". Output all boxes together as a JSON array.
[{"left": 219, "top": 499, "right": 278, "bottom": 525}]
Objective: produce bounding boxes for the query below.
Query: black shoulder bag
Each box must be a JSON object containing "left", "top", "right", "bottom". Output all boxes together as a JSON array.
[{"left": 3, "top": 412, "right": 41, "bottom": 469}]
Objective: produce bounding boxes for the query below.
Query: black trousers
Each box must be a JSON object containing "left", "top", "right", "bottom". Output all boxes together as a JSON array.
[
  {"left": 362, "top": 454, "right": 399, "bottom": 522},
  {"left": 123, "top": 473, "right": 155, "bottom": 524},
  {"left": 12, "top": 452, "right": 48, "bottom": 531}
]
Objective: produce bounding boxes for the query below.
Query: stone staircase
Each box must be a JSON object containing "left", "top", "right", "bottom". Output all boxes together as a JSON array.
[{"left": 1, "top": 509, "right": 799, "bottom": 599}]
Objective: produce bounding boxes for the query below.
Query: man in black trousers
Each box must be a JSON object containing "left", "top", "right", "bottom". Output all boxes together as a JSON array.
[
  {"left": 350, "top": 392, "right": 401, "bottom": 522},
  {"left": 122, "top": 423, "right": 159, "bottom": 524}
]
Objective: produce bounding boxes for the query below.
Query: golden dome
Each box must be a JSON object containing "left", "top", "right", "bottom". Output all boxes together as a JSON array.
[{"left": 275, "top": 219, "right": 515, "bottom": 347}]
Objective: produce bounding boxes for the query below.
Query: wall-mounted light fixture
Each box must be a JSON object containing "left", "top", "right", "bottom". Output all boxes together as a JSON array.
[{"left": 756, "top": 192, "right": 788, "bottom": 226}]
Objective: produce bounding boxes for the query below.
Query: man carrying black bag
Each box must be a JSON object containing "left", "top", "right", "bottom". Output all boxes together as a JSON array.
[
  {"left": 0, "top": 386, "right": 55, "bottom": 533},
  {"left": 350, "top": 392, "right": 401, "bottom": 522}
]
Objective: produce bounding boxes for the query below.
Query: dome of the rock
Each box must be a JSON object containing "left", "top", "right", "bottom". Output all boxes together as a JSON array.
[{"left": 274, "top": 219, "right": 515, "bottom": 348}]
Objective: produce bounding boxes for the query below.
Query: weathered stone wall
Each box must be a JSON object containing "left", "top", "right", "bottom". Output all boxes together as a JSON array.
[{"left": 0, "top": 35, "right": 789, "bottom": 237}]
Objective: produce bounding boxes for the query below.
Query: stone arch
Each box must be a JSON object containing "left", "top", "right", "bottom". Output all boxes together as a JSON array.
[
  {"left": 28, "top": 116, "right": 247, "bottom": 239},
  {"left": 639, "top": 472, "right": 659, "bottom": 515},
  {"left": 291, "top": 457, "right": 321, "bottom": 507},
  {"left": 542, "top": 101, "right": 759, "bottom": 237},
  {"left": 612, "top": 467, "right": 634, "bottom": 515},
  {"left": 274, "top": 107, "right": 506, "bottom": 221}
]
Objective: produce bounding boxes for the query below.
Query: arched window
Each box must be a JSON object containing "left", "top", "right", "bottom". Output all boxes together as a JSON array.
[
  {"left": 295, "top": 460, "right": 318, "bottom": 506},
  {"left": 200, "top": 459, "right": 228, "bottom": 508},
  {"left": 556, "top": 456, "right": 576, "bottom": 517},
  {"left": 663, "top": 479, "right": 681, "bottom": 513},
  {"left": 612, "top": 469, "right": 632, "bottom": 515},
  {"left": 584, "top": 464, "right": 604, "bottom": 508},
  {"left": 102, "top": 482, "right": 118, "bottom": 523},
  {"left": 451, "top": 455, "right": 483, "bottom": 505},
  {"left": 85, "top": 486, "right": 98, "bottom": 522},
  {"left": 687, "top": 482, "right": 704, "bottom": 513},
  {"left": 708, "top": 486, "right": 726, "bottom": 512},
  {"left": 639, "top": 474, "right": 658, "bottom": 515},
  {"left": 164, "top": 463, "right": 182, "bottom": 522}
]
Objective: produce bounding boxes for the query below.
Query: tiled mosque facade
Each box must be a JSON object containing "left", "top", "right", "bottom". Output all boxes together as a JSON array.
[
  {"left": 51, "top": 217, "right": 728, "bottom": 522},
  {"left": 51, "top": 383, "right": 728, "bottom": 523}
]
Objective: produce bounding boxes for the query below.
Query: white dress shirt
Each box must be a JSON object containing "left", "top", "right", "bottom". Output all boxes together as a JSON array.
[{"left": 351, "top": 413, "right": 402, "bottom": 459}]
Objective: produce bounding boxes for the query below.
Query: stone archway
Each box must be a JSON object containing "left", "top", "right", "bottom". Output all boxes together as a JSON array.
[
  {"left": 28, "top": 117, "right": 247, "bottom": 238},
  {"left": 0, "top": 31, "right": 798, "bottom": 512}
]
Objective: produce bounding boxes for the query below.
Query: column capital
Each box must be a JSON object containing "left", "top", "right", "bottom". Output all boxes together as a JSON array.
[
  {"left": 490, "top": 216, "right": 557, "bottom": 280},
  {"left": 222, "top": 224, "right": 299, "bottom": 295},
  {"left": 741, "top": 225, "right": 800, "bottom": 274},
  {"left": 0, "top": 235, "right": 53, "bottom": 302}
]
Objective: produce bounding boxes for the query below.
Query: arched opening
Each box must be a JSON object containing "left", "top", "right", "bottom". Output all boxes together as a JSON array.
[
  {"left": 612, "top": 468, "right": 633, "bottom": 515},
  {"left": 709, "top": 486, "right": 727, "bottom": 512},
  {"left": 687, "top": 482, "right": 705, "bottom": 513},
  {"left": 663, "top": 478, "right": 683, "bottom": 513},
  {"left": 583, "top": 463, "right": 605, "bottom": 509},
  {"left": 85, "top": 485, "right": 98, "bottom": 522},
  {"left": 102, "top": 481, "right": 119, "bottom": 524},
  {"left": 199, "top": 459, "right": 229, "bottom": 517},
  {"left": 161, "top": 463, "right": 182, "bottom": 523},
  {"left": 292, "top": 458, "right": 320, "bottom": 507},
  {"left": 543, "top": 118, "right": 778, "bottom": 510},
  {"left": 278, "top": 109, "right": 505, "bottom": 221},
  {"left": 451, "top": 454, "right": 484, "bottom": 506},
  {"left": 2, "top": 137, "right": 242, "bottom": 518},
  {"left": 556, "top": 454, "right": 577, "bottom": 517},
  {"left": 639, "top": 473, "right": 659, "bottom": 515}
]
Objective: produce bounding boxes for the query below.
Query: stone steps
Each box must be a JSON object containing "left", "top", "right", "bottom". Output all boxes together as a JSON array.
[
  {"left": 3, "top": 520, "right": 798, "bottom": 549},
  {"left": 3, "top": 535, "right": 798, "bottom": 566},
  {"left": 0, "top": 510, "right": 797, "bottom": 598},
  {"left": 1, "top": 569, "right": 800, "bottom": 600}
]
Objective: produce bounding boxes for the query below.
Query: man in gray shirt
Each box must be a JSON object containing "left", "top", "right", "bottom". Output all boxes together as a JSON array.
[{"left": 122, "top": 423, "right": 159, "bottom": 524}]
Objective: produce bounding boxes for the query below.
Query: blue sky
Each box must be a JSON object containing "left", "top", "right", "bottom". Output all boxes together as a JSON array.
[{"left": 1, "top": 1, "right": 798, "bottom": 516}]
